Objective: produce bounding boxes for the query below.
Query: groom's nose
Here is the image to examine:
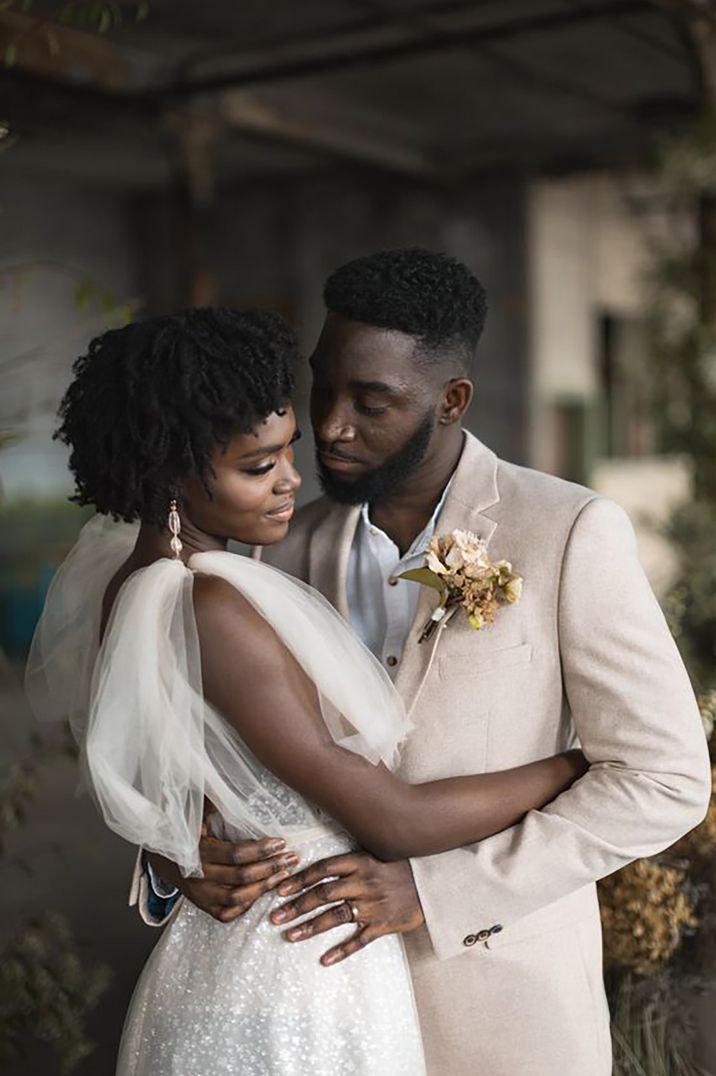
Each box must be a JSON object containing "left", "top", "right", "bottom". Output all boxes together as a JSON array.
[{"left": 315, "top": 404, "right": 357, "bottom": 447}]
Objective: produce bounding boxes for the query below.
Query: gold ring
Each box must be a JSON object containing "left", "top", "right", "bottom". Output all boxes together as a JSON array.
[{"left": 349, "top": 902, "right": 361, "bottom": 924}]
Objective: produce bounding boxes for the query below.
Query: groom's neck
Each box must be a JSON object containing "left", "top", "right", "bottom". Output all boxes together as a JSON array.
[{"left": 369, "top": 427, "right": 464, "bottom": 555}]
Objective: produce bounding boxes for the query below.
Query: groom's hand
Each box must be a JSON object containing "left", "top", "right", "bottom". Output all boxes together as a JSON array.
[
  {"left": 148, "top": 830, "right": 300, "bottom": 923},
  {"left": 269, "top": 852, "right": 424, "bottom": 965}
]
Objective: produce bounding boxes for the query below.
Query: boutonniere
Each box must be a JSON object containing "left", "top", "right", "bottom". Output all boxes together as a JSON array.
[{"left": 400, "top": 529, "right": 523, "bottom": 643}]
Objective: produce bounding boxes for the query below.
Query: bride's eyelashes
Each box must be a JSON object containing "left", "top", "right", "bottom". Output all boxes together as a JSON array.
[
  {"left": 244, "top": 463, "right": 275, "bottom": 476},
  {"left": 242, "top": 430, "right": 302, "bottom": 476}
]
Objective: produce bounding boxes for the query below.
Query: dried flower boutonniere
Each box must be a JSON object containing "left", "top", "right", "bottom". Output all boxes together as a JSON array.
[{"left": 400, "top": 529, "right": 523, "bottom": 643}]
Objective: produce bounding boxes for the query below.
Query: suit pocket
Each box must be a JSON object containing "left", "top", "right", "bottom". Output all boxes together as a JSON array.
[{"left": 438, "top": 641, "right": 532, "bottom": 680}]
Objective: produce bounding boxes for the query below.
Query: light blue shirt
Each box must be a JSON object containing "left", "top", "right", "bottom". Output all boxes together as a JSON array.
[{"left": 346, "top": 480, "right": 452, "bottom": 673}]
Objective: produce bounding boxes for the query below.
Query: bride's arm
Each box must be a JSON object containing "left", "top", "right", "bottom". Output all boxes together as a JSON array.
[{"left": 195, "top": 576, "right": 587, "bottom": 861}]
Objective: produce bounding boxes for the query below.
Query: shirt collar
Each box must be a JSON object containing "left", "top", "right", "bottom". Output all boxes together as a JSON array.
[{"left": 358, "top": 472, "right": 455, "bottom": 563}]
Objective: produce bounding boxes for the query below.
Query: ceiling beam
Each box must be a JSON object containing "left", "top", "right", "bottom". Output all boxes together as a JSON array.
[
  {"left": 0, "top": 1, "right": 696, "bottom": 185},
  {"left": 221, "top": 90, "right": 436, "bottom": 179},
  {"left": 160, "top": 2, "right": 656, "bottom": 98},
  {"left": 172, "top": 0, "right": 498, "bottom": 81}
]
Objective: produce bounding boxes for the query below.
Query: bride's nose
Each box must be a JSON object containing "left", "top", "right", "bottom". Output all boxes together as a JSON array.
[{"left": 274, "top": 458, "right": 301, "bottom": 494}]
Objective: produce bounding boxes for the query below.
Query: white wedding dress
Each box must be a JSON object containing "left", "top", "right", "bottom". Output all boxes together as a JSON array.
[{"left": 26, "top": 516, "right": 426, "bottom": 1076}]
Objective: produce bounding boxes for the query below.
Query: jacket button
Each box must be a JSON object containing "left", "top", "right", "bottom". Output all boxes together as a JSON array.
[
  {"left": 477, "top": 929, "right": 491, "bottom": 942},
  {"left": 387, "top": 577, "right": 398, "bottom": 586},
  {"left": 463, "top": 934, "right": 477, "bottom": 947},
  {"left": 491, "top": 924, "right": 503, "bottom": 934},
  {"left": 386, "top": 655, "right": 398, "bottom": 667}
]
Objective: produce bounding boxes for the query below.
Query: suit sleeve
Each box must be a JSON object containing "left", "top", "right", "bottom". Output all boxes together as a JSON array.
[
  {"left": 129, "top": 848, "right": 181, "bottom": 927},
  {"left": 410, "top": 497, "right": 712, "bottom": 960}
]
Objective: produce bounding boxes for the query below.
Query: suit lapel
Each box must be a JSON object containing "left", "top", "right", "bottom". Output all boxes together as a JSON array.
[
  {"left": 393, "top": 431, "right": 501, "bottom": 713},
  {"left": 308, "top": 503, "right": 360, "bottom": 620},
  {"left": 302, "top": 433, "right": 501, "bottom": 716}
]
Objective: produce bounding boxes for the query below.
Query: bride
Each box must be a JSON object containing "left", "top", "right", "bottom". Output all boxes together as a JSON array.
[{"left": 26, "top": 307, "right": 588, "bottom": 1076}]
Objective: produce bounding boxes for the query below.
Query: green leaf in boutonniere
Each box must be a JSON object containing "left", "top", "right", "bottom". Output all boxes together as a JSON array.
[
  {"left": 399, "top": 567, "right": 448, "bottom": 596},
  {"left": 399, "top": 529, "right": 523, "bottom": 644},
  {"left": 399, "top": 567, "right": 453, "bottom": 642}
]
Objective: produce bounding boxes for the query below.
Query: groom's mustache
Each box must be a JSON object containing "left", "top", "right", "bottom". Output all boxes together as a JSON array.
[{"left": 316, "top": 444, "right": 364, "bottom": 464}]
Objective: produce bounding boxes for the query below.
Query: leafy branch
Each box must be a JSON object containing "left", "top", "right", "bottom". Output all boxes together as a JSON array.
[{"left": 1, "top": 0, "right": 150, "bottom": 68}]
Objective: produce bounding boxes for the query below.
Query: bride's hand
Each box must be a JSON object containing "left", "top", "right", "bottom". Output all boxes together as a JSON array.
[
  {"left": 148, "top": 830, "right": 300, "bottom": 923},
  {"left": 269, "top": 852, "right": 425, "bottom": 965}
]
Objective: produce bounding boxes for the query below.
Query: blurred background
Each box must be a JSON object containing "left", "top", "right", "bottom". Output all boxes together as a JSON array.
[{"left": 1, "top": 2, "right": 715, "bottom": 1073}]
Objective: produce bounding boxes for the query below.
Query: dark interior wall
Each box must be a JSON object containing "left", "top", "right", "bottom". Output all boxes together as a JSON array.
[{"left": 135, "top": 169, "right": 529, "bottom": 506}]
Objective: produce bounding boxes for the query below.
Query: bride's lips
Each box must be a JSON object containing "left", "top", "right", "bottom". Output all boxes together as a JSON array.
[{"left": 265, "top": 500, "right": 295, "bottom": 522}]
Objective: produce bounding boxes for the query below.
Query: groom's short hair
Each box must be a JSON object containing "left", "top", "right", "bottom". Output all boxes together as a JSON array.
[{"left": 323, "top": 248, "right": 487, "bottom": 368}]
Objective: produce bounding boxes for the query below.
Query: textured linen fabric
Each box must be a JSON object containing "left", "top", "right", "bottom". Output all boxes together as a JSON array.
[{"left": 253, "top": 430, "right": 711, "bottom": 1076}]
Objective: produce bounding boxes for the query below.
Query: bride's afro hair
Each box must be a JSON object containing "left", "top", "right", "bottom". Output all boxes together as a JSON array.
[
  {"left": 56, "top": 307, "right": 296, "bottom": 524},
  {"left": 323, "top": 248, "right": 487, "bottom": 368}
]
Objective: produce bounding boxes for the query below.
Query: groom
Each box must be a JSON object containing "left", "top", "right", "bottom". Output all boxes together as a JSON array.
[{"left": 136, "top": 249, "right": 710, "bottom": 1075}]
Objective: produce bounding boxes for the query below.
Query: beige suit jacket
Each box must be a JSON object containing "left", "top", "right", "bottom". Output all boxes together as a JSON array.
[
  {"left": 257, "top": 431, "right": 710, "bottom": 1075},
  {"left": 133, "top": 431, "right": 711, "bottom": 1075}
]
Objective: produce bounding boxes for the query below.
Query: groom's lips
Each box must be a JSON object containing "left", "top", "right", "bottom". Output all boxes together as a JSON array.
[{"left": 318, "top": 450, "right": 364, "bottom": 473}]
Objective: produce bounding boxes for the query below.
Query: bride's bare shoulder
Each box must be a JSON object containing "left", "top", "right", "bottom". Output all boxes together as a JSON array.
[
  {"left": 192, "top": 571, "right": 254, "bottom": 621},
  {"left": 191, "top": 571, "right": 281, "bottom": 658},
  {"left": 190, "top": 569, "right": 311, "bottom": 720}
]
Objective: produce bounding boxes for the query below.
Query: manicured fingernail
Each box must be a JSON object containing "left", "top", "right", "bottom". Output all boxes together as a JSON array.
[
  {"left": 286, "top": 925, "right": 308, "bottom": 941},
  {"left": 322, "top": 952, "right": 339, "bottom": 966},
  {"left": 269, "top": 871, "right": 290, "bottom": 888},
  {"left": 279, "top": 853, "right": 299, "bottom": 867},
  {"left": 277, "top": 881, "right": 296, "bottom": 896},
  {"left": 271, "top": 907, "right": 291, "bottom": 923},
  {"left": 267, "top": 839, "right": 286, "bottom": 852}
]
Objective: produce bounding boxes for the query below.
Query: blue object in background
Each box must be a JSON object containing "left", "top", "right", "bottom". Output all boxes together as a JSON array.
[{"left": 0, "top": 563, "right": 55, "bottom": 656}]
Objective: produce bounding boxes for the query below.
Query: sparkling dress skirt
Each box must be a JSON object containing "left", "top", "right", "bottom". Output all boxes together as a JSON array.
[
  {"left": 23, "top": 521, "right": 426, "bottom": 1075},
  {"left": 116, "top": 829, "right": 427, "bottom": 1076}
]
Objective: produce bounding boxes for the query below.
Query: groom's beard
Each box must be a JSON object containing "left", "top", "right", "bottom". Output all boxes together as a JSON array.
[{"left": 316, "top": 411, "right": 435, "bottom": 506}]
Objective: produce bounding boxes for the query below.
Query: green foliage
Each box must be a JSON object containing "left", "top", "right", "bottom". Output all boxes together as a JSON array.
[
  {"left": 603, "top": 86, "right": 716, "bottom": 1076},
  {"left": 58, "top": 2, "right": 150, "bottom": 31},
  {"left": 646, "top": 258, "right": 716, "bottom": 501},
  {"left": 0, "top": 693, "right": 110, "bottom": 1070},
  {"left": 0, "top": 912, "right": 112, "bottom": 1072},
  {"left": 73, "top": 277, "right": 135, "bottom": 325},
  {"left": 1, "top": 0, "right": 151, "bottom": 68},
  {"left": 662, "top": 111, "right": 716, "bottom": 197},
  {"left": 0, "top": 729, "right": 76, "bottom": 851},
  {"left": 663, "top": 502, "right": 716, "bottom": 692},
  {"left": 646, "top": 113, "right": 716, "bottom": 688},
  {"left": 609, "top": 969, "right": 708, "bottom": 1076},
  {"left": 0, "top": 264, "right": 139, "bottom": 329}
]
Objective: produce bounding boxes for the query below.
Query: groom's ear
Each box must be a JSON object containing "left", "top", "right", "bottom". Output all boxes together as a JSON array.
[{"left": 438, "top": 377, "right": 473, "bottom": 426}]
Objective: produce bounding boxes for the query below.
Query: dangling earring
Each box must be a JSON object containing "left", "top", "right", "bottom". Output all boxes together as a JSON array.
[{"left": 168, "top": 499, "right": 183, "bottom": 559}]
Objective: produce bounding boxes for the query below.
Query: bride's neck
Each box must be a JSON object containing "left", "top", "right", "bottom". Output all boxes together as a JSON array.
[{"left": 131, "top": 520, "right": 227, "bottom": 567}]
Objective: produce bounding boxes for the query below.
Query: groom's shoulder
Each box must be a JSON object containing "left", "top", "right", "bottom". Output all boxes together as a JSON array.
[
  {"left": 490, "top": 456, "right": 642, "bottom": 564},
  {"left": 494, "top": 456, "right": 598, "bottom": 523},
  {"left": 289, "top": 495, "right": 338, "bottom": 539},
  {"left": 258, "top": 495, "right": 337, "bottom": 574}
]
